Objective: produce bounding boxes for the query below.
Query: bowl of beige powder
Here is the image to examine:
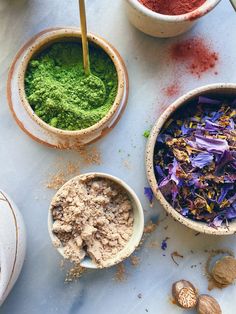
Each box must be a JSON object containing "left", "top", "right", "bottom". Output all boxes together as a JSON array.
[{"left": 48, "top": 173, "right": 144, "bottom": 269}]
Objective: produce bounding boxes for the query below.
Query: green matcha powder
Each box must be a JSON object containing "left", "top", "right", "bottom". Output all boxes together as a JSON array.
[{"left": 25, "top": 42, "right": 118, "bottom": 130}]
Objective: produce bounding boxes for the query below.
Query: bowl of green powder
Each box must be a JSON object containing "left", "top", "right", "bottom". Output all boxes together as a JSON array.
[{"left": 18, "top": 28, "right": 128, "bottom": 148}]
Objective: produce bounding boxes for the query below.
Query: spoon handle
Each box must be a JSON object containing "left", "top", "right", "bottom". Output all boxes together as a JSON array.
[
  {"left": 79, "top": 0, "right": 90, "bottom": 76},
  {"left": 229, "top": 0, "right": 236, "bottom": 11}
]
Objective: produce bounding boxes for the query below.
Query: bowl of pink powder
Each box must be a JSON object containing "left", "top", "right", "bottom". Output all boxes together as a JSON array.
[
  {"left": 124, "top": 0, "right": 221, "bottom": 37},
  {"left": 48, "top": 172, "right": 144, "bottom": 269}
]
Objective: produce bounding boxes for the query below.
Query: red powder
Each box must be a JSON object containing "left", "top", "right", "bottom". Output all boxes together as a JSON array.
[
  {"left": 163, "top": 82, "right": 181, "bottom": 97},
  {"left": 170, "top": 37, "right": 219, "bottom": 77},
  {"left": 139, "top": 0, "right": 207, "bottom": 15}
]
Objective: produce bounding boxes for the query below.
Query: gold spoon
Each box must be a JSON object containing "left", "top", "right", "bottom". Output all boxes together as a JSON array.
[
  {"left": 79, "top": 0, "right": 90, "bottom": 76},
  {"left": 78, "top": 0, "right": 106, "bottom": 106}
]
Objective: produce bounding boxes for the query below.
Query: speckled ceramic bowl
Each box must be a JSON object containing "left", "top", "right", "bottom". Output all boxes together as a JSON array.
[
  {"left": 17, "top": 28, "right": 128, "bottom": 149},
  {"left": 124, "top": 0, "right": 221, "bottom": 38},
  {"left": 146, "top": 83, "right": 236, "bottom": 235},
  {"left": 48, "top": 172, "right": 144, "bottom": 269}
]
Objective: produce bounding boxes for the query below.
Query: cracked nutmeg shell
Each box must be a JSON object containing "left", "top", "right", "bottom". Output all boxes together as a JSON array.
[
  {"left": 197, "top": 294, "right": 222, "bottom": 314},
  {"left": 172, "top": 280, "right": 198, "bottom": 309}
]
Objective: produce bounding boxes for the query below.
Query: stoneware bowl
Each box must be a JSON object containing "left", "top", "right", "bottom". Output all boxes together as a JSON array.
[
  {"left": 48, "top": 172, "right": 144, "bottom": 269},
  {"left": 0, "top": 190, "right": 26, "bottom": 306},
  {"left": 17, "top": 28, "right": 128, "bottom": 149},
  {"left": 124, "top": 0, "right": 221, "bottom": 37},
  {"left": 146, "top": 83, "right": 236, "bottom": 235}
]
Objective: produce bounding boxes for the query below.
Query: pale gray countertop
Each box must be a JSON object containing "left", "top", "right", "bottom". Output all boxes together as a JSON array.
[{"left": 1, "top": 0, "right": 236, "bottom": 313}]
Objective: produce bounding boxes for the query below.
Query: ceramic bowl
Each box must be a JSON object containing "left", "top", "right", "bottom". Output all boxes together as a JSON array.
[
  {"left": 0, "top": 190, "right": 26, "bottom": 306},
  {"left": 48, "top": 172, "right": 144, "bottom": 269},
  {"left": 146, "top": 83, "right": 236, "bottom": 235},
  {"left": 17, "top": 28, "right": 129, "bottom": 149},
  {"left": 124, "top": 0, "right": 221, "bottom": 38}
]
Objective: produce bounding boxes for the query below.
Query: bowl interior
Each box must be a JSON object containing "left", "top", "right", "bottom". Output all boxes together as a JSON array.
[
  {"left": 146, "top": 84, "right": 236, "bottom": 235},
  {"left": 48, "top": 173, "right": 144, "bottom": 268},
  {"left": 128, "top": 0, "right": 221, "bottom": 21}
]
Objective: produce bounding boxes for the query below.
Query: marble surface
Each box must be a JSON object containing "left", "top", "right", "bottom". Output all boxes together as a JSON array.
[{"left": 1, "top": 0, "right": 236, "bottom": 313}]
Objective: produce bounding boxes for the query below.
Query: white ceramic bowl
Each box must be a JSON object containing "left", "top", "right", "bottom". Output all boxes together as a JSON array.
[
  {"left": 146, "top": 83, "right": 236, "bottom": 235},
  {"left": 124, "top": 0, "right": 221, "bottom": 37},
  {"left": 48, "top": 173, "right": 144, "bottom": 269},
  {"left": 0, "top": 190, "right": 26, "bottom": 306}
]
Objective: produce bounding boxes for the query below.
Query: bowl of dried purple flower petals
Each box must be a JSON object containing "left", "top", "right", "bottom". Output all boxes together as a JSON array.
[{"left": 146, "top": 83, "right": 236, "bottom": 235}]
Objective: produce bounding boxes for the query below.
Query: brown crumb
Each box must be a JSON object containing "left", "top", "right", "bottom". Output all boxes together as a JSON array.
[
  {"left": 144, "top": 220, "right": 158, "bottom": 234},
  {"left": 148, "top": 240, "right": 159, "bottom": 249},
  {"left": 115, "top": 263, "right": 127, "bottom": 282},
  {"left": 130, "top": 255, "right": 140, "bottom": 267},
  {"left": 171, "top": 251, "right": 184, "bottom": 266}
]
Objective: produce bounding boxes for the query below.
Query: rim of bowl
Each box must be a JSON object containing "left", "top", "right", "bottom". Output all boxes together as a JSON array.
[
  {"left": 48, "top": 172, "right": 144, "bottom": 269},
  {"left": 18, "top": 28, "right": 127, "bottom": 136},
  {"left": 146, "top": 83, "right": 236, "bottom": 236},
  {"left": 127, "top": 0, "right": 222, "bottom": 21}
]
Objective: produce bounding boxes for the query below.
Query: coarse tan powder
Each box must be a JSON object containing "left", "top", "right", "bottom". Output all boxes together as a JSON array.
[{"left": 51, "top": 175, "right": 134, "bottom": 267}]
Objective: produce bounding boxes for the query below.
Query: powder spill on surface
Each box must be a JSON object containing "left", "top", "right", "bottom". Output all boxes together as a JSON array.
[
  {"left": 114, "top": 263, "right": 127, "bottom": 282},
  {"left": 163, "top": 81, "right": 181, "bottom": 98},
  {"left": 65, "top": 264, "right": 86, "bottom": 283},
  {"left": 77, "top": 146, "right": 101, "bottom": 165},
  {"left": 130, "top": 255, "right": 140, "bottom": 267},
  {"left": 170, "top": 37, "right": 219, "bottom": 77},
  {"left": 46, "top": 160, "right": 80, "bottom": 190}
]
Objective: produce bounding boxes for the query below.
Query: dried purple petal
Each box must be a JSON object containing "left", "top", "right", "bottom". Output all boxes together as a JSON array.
[
  {"left": 155, "top": 165, "right": 165, "bottom": 181},
  {"left": 181, "top": 207, "right": 189, "bottom": 217},
  {"left": 215, "top": 150, "right": 236, "bottom": 175},
  {"left": 169, "top": 158, "right": 180, "bottom": 186},
  {"left": 205, "top": 120, "right": 223, "bottom": 132},
  {"left": 190, "top": 152, "right": 214, "bottom": 169},
  {"left": 195, "top": 134, "right": 229, "bottom": 154},
  {"left": 181, "top": 124, "right": 191, "bottom": 136},
  {"left": 144, "top": 187, "right": 154, "bottom": 204},
  {"left": 161, "top": 239, "right": 168, "bottom": 251},
  {"left": 198, "top": 96, "right": 222, "bottom": 105},
  {"left": 226, "top": 205, "right": 236, "bottom": 220},
  {"left": 218, "top": 184, "right": 234, "bottom": 204},
  {"left": 210, "top": 215, "right": 224, "bottom": 228}
]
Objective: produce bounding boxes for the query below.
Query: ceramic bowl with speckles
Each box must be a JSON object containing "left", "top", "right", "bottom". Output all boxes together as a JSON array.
[
  {"left": 124, "top": 0, "right": 221, "bottom": 38},
  {"left": 16, "top": 28, "right": 128, "bottom": 149},
  {"left": 48, "top": 172, "right": 144, "bottom": 269},
  {"left": 146, "top": 83, "right": 236, "bottom": 235},
  {"left": 0, "top": 191, "right": 26, "bottom": 306}
]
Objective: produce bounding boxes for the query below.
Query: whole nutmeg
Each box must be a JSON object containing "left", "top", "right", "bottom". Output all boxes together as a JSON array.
[
  {"left": 172, "top": 280, "right": 198, "bottom": 309},
  {"left": 212, "top": 256, "right": 236, "bottom": 287},
  {"left": 197, "top": 294, "right": 222, "bottom": 314}
]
